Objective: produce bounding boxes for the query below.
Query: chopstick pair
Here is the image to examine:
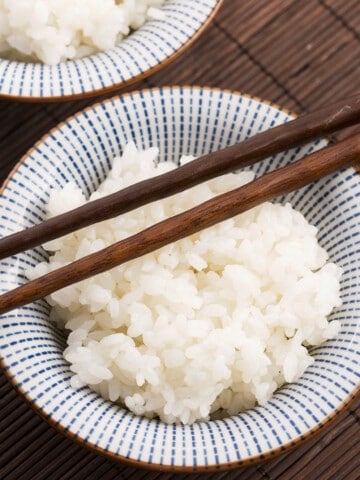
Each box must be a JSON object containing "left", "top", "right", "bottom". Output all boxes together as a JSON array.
[{"left": 0, "top": 95, "right": 359, "bottom": 315}]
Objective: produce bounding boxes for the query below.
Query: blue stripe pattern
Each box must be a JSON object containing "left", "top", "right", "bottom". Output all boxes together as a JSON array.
[
  {"left": 0, "top": 1, "right": 221, "bottom": 98},
  {"left": 0, "top": 87, "right": 359, "bottom": 468}
]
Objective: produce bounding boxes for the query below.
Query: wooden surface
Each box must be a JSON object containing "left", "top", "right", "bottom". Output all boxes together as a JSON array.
[{"left": 0, "top": 0, "right": 359, "bottom": 478}]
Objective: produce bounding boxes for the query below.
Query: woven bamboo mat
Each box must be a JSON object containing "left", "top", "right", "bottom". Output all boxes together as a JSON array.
[{"left": 0, "top": 1, "right": 359, "bottom": 478}]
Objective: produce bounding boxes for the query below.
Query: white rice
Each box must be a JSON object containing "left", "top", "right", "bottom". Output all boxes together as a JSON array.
[
  {"left": 29, "top": 144, "right": 342, "bottom": 424},
  {"left": 0, "top": 0, "right": 165, "bottom": 64}
]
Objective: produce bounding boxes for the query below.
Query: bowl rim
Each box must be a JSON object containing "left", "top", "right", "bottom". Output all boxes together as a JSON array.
[
  {"left": 0, "top": 85, "right": 359, "bottom": 472},
  {"left": 0, "top": 0, "right": 224, "bottom": 103}
]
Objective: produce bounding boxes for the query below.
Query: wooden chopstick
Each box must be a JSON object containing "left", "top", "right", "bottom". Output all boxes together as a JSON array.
[
  {"left": 0, "top": 132, "right": 359, "bottom": 315},
  {"left": 0, "top": 94, "right": 359, "bottom": 260}
]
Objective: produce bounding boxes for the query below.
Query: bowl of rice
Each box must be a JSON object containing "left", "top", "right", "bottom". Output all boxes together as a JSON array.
[
  {"left": 0, "top": 0, "right": 222, "bottom": 101},
  {"left": 0, "top": 86, "right": 359, "bottom": 471}
]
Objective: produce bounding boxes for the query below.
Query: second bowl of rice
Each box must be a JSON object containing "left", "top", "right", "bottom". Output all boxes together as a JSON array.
[{"left": 0, "top": 0, "right": 223, "bottom": 100}]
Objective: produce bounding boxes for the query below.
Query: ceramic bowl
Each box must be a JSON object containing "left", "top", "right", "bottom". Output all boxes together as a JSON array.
[
  {"left": 0, "top": 87, "right": 359, "bottom": 471},
  {"left": 0, "top": 1, "right": 222, "bottom": 101}
]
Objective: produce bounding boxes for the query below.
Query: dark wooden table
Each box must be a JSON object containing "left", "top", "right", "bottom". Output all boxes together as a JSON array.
[{"left": 0, "top": 1, "right": 359, "bottom": 479}]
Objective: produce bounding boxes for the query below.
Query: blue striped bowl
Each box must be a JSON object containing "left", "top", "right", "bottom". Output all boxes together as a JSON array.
[
  {"left": 0, "top": 87, "right": 359, "bottom": 471},
  {"left": 0, "top": 1, "right": 222, "bottom": 101}
]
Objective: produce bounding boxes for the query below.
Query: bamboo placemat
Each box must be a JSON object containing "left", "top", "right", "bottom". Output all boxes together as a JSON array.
[{"left": 0, "top": 1, "right": 359, "bottom": 478}]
